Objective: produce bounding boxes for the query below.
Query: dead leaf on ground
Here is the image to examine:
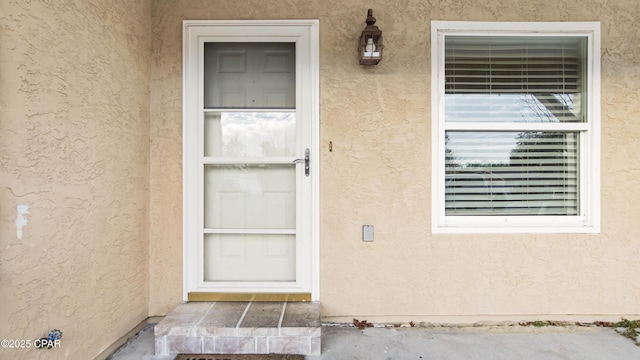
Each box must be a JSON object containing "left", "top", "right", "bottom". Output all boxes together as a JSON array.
[{"left": 353, "top": 318, "right": 373, "bottom": 329}]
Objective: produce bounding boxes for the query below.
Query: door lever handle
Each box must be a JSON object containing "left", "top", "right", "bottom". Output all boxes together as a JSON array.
[{"left": 292, "top": 148, "right": 310, "bottom": 176}]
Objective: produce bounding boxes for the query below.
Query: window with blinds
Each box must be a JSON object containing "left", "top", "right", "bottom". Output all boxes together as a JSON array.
[
  {"left": 432, "top": 22, "right": 600, "bottom": 232},
  {"left": 445, "top": 131, "right": 578, "bottom": 216},
  {"left": 444, "top": 36, "right": 585, "bottom": 216}
]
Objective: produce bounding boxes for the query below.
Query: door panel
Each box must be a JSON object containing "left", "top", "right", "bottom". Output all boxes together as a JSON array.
[
  {"left": 204, "top": 234, "right": 296, "bottom": 281},
  {"left": 203, "top": 164, "right": 296, "bottom": 229},
  {"left": 204, "top": 43, "right": 295, "bottom": 109},
  {"left": 202, "top": 42, "right": 299, "bottom": 285}
]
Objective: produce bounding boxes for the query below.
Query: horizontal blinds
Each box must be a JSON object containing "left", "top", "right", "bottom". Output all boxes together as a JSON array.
[
  {"left": 445, "top": 131, "right": 578, "bottom": 216},
  {"left": 445, "top": 36, "right": 586, "bottom": 123},
  {"left": 445, "top": 36, "right": 584, "bottom": 94}
]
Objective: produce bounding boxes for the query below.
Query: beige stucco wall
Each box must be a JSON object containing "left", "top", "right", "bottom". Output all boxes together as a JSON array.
[
  {"left": 150, "top": 0, "right": 640, "bottom": 322},
  {"left": 0, "top": 1, "right": 151, "bottom": 359},
  {"left": 4, "top": 1, "right": 637, "bottom": 355}
]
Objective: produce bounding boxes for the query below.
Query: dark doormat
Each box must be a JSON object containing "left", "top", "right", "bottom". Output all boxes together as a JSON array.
[{"left": 175, "top": 355, "right": 304, "bottom": 360}]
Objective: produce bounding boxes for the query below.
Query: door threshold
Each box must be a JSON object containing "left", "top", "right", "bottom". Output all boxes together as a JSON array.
[{"left": 188, "top": 292, "right": 312, "bottom": 302}]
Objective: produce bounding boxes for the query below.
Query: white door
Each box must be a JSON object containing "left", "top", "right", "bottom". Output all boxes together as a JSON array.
[{"left": 183, "top": 21, "right": 319, "bottom": 298}]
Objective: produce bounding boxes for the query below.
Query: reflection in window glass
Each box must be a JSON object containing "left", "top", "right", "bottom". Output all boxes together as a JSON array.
[
  {"left": 445, "top": 131, "right": 578, "bottom": 216},
  {"left": 445, "top": 93, "right": 581, "bottom": 123},
  {"left": 204, "top": 112, "right": 296, "bottom": 157}
]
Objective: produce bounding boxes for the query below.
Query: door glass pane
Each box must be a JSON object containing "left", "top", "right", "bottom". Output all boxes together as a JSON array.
[
  {"left": 204, "top": 42, "right": 295, "bottom": 109},
  {"left": 204, "top": 111, "right": 296, "bottom": 157},
  {"left": 204, "top": 234, "right": 295, "bottom": 281},
  {"left": 204, "top": 164, "right": 296, "bottom": 229},
  {"left": 202, "top": 41, "right": 300, "bottom": 285}
]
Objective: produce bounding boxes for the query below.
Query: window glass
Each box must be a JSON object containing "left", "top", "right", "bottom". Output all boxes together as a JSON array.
[
  {"left": 445, "top": 131, "right": 578, "bottom": 216},
  {"left": 204, "top": 42, "right": 296, "bottom": 109},
  {"left": 445, "top": 36, "right": 586, "bottom": 123},
  {"left": 204, "top": 112, "right": 296, "bottom": 157},
  {"left": 432, "top": 22, "right": 599, "bottom": 232}
]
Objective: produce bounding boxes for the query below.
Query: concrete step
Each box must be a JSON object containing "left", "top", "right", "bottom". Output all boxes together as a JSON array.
[{"left": 154, "top": 302, "right": 320, "bottom": 356}]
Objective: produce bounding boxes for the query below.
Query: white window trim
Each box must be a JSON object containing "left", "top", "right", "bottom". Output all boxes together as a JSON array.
[
  {"left": 182, "top": 20, "right": 320, "bottom": 300},
  {"left": 431, "top": 21, "right": 601, "bottom": 234}
]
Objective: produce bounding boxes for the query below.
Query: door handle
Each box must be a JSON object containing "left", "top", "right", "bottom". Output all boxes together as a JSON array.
[{"left": 292, "top": 148, "right": 310, "bottom": 176}]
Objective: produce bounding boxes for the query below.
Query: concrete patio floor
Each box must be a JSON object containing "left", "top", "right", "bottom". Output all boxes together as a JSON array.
[{"left": 108, "top": 322, "right": 640, "bottom": 360}]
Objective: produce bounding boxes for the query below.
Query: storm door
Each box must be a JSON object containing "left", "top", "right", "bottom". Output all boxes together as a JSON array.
[{"left": 183, "top": 21, "right": 319, "bottom": 299}]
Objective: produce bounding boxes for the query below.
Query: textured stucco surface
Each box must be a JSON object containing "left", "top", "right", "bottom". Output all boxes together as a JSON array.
[
  {"left": 149, "top": 0, "right": 640, "bottom": 322},
  {"left": 3, "top": 1, "right": 640, "bottom": 357},
  {"left": 0, "top": 1, "right": 151, "bottom": 359}
]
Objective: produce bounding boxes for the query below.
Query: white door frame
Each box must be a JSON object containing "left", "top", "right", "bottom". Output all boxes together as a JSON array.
[{"left": 182, "top": 20, "right": 320, "bottom": 301}]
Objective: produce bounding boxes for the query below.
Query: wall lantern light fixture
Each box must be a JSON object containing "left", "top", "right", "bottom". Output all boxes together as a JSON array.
[{"left": 358, "top": 9, "right": 383, "bottom": 65}]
